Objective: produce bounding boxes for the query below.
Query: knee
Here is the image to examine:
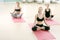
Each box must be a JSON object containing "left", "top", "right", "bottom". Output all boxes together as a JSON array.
[
  {"left": 32, "top": 26, "right": 37, "bottom": 31},
  {"left": 45, "top": 26, "right": 50, "bottom": 31},
  {"left": 12, "top": 16, "right": 17, "bottom": 18},
  {"left": 12, "top": 14, "right": 16, "bottom": 18},
  {"left": 51, "top": 15, "right": 54, "bottom": 18}
]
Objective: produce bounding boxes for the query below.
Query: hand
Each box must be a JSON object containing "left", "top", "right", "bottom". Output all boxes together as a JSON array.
[
  {"left": 37, "top": 27, "right": 41, "bottom": 30},
  {"left": 33, "top": 23, "right": 36, "bottom": 26}
]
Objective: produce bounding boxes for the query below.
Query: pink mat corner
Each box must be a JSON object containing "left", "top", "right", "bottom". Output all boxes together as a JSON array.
[{"left": 45, "top": 19, "right": 60, "bottom": 26}]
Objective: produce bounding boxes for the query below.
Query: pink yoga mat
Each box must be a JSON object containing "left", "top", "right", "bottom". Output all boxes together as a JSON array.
[
  {"left": 29, "top": 23, "right": 56, "bottom": 40},
  {"left": 12, "top": 18, "right": 25, "bottom": 23},
  {"left": 45, "top": 19, "right": 60, "bottom": 26},
  {"left": 34, "top": 30, "right": 55, "bottom": 40}
]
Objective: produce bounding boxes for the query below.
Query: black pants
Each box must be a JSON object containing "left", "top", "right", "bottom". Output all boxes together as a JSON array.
[
  {"left": 46, "top": 15, "right": 54, "bottom": 18},
  {"left": 11, "top": 13, "right": 22, "bottom": 18},
  {"left": 51, "top": 15, "right": 54, "bottom": 18},
  {"left": 32, "top": 24, "right": 50, "bottom": 31}
]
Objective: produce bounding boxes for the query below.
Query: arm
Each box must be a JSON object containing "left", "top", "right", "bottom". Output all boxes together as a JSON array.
[
  {"left": 50, "top": 9, "right": 54, "bottom": 18},
  {"left": 13, "top": 10, "right": 15, "bottom": 13},
  {"left": 43, "top": 13, "right": 50, "bottom": 26},
  {"left": 50, "top": 8, "right": 54, "bottom": 15},
  {"left": 44, "top": 18, "right": 50, "bottom": 26},
  {"left": 34, "top": 14, "right": 37, "bottom": 25},
  {"left": 50, "top": 9, "right": 52, "bottom": 15},
  {"left": 11, "top": 7, "right": 16, "bottom": 14},
  {"left": 10, "top": 9, "right": 15, "bottom": 14},
  {"left": 43, "top": 10, "right": 46, "bottom": 20}
]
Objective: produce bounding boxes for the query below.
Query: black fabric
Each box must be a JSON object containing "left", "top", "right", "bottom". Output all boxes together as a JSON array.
[
  {"left": 45, "top": 9, "right": 50, "bottom": 18},
  {"left": 37, "top": 17, "right": 44, "bottom": 21},
  {"left": 32, "top": 24, "right": 50, "bottom": 31},
  {"left": 15, "top": 9, "right": 21, "bottom": 11},
  {"left": 32, "top": 26, "right": 37, "bottom": 31},
  {"left": 36, "top": 24, "right": 43, "bottom": 27},
  {"left": 44, "top": 26, "right": 50, "bottom": 30},
  {"left": 51, "top": 15, "right": 54, "bottom": 18}
]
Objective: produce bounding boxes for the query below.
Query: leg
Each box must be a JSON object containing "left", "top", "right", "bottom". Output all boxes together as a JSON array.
[
  {"left": 47, "top": 15, "right": 54, "bottom": 20},
  {"left": 19, "top": 13, "right": 23, "bottom": 18},
  {"left": 44, "top": 26, "right": 50, "bottom": 31},
  {"left": 17, "top": 13, "right": 23, "bottom": 18},
  {"left": 45, "top": 15, "right": 54, "bottom": 20},
  {"left": 51, "top": 15, "right": 54, "bottom": 18},
  {"left": 32, "top": 24, "right": 50, "bottom": 31},
  {"left": 32, "top": 26, "right": 37, "bottom": 31},
  {"left": 45, "top": 17, "right": 50, "bottom": 20},
  {"left": 11, "top": 13, "right": 17, "bottom": 18}
]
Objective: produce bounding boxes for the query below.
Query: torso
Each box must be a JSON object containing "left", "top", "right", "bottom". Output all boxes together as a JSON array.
[
  {"left": 15, "top": 6, "right": 21, "bottom": 13},
  {"left": 45, "top": 9, "right": 50, "bottom": 18},
  {"left": 36, "top": 14, "right": 44, "bottom": 24}
]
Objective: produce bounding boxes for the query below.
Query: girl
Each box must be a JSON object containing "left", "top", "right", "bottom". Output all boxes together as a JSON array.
[
  {"left": 32, "top": 7, "right": 50, "bottom": 31},
  {"left": 11, "top": 2, "right": 23, "bottom": 18},
  {"left": 44, "top": 4, "right": 54, "bottom": 20}
]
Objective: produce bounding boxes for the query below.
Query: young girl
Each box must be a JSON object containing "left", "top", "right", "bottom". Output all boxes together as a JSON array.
[
  {"left": 44, "top": 4, "right": 54, "bottom": 20},
  {"left": 32, "top": 7, "right": 50, "bottom": 31},
  {"left": 11, "top": 2, "right": 23, "bottom": 18}
]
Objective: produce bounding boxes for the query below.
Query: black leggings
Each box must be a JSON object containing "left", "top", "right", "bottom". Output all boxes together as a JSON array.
[
  {"left": 46, "top": 15, "right": 54, "bottom": 18},
  {"left": 51, "top": 15, "right": 54, "bottom": 18},
  {"left": 32, "top": 24, "right": 50, "bottom": 31}
]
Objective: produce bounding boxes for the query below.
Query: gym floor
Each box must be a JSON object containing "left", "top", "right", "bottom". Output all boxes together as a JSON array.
[{"left": 0, "top": 3, "right": 60, "bottom": 40}]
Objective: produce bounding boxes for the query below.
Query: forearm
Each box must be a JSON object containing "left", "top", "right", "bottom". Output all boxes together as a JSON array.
[{"left": 44, "top": 19, "right": 50, "bottom": 26}]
